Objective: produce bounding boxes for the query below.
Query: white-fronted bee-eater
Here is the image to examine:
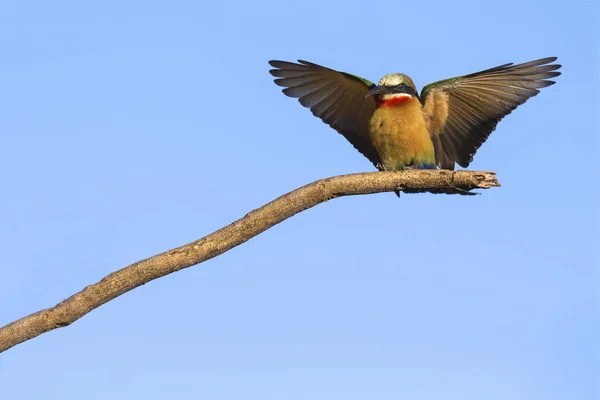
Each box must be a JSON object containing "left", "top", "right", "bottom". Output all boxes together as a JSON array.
[{"left": 268, "top": 57, "right": 561, "bottom": 192}]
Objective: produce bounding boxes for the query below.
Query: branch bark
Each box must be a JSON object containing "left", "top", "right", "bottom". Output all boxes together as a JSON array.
[{"left": 0, "top": 170, "right": 500, "bottom": 353}]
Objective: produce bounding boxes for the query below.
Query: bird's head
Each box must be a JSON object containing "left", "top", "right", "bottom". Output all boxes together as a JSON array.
[{"left": 367, "top": 73, "right": 418, "bottom": 106}]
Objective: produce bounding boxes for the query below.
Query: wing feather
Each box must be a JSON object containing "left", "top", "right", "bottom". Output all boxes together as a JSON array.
[{"left": 269, "top": 60, "right": 380, "bottom": 167}]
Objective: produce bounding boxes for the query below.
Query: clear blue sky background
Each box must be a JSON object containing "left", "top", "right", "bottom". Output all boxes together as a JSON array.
[{"left": 1, "top": 1, "right": 598, "bottom": 399}]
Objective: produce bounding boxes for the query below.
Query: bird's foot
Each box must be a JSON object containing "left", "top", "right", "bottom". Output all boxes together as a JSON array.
[
  {"left": 376, "top": 164, "right": 402, "bottom": 197},
  {"left": 376, "top": 163, "right": 390, "bottom": 172}
]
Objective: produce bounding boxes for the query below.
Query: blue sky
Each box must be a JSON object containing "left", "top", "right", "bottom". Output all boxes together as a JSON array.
[{"left": 1, "top": 1, "right": 598, "bottom": 399}]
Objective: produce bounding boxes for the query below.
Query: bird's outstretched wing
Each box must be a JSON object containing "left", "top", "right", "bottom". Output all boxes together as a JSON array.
[
  {"left": 269, "top": 60, "right": 381, "bottom": 168},
  {"left": 420, "top": 57, "right": 561, "bottom": 169}
]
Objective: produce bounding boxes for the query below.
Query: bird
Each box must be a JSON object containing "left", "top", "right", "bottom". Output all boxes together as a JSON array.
[{"left": 268, "top": 57, "right": 561, "bottom": 195}]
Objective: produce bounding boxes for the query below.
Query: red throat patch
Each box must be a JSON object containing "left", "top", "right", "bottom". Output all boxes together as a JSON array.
[{"left": 377, "top": 96, "right": 412, "bottom": 107}]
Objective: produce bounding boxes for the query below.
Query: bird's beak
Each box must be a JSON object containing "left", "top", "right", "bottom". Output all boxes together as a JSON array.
[{"left": 366, "top": 85, "right": 392, "bottom": 97}]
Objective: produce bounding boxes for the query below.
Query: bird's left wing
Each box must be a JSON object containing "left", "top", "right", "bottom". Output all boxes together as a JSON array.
[
  {"left": 269, "top": 60, "right": 381, "bottom": 168},
  {"left": 420, "top": 57, "right": 561, "bottom": 169}
]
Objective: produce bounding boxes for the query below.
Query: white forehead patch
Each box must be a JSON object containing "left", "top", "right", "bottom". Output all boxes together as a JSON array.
[{"left": 378, "top": 73, "right": 404, "bottom": 86}]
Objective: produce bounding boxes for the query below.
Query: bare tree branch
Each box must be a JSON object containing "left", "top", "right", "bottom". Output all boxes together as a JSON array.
[{"left": 0, "top": 170, "right": 500, "bottom": 353}]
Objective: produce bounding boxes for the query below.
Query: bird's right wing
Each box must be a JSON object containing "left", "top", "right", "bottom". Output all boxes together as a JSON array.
[
  {"left": 269, "top": 60, "right": 381, "bottom": 168},
  {"left": 420, "top": 57, "right": 561, "bottom": 169}
]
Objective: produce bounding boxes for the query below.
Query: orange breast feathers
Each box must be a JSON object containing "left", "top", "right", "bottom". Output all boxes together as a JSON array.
[{"left": 368, "top": 99, "right": 435, "bottom": 170}]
